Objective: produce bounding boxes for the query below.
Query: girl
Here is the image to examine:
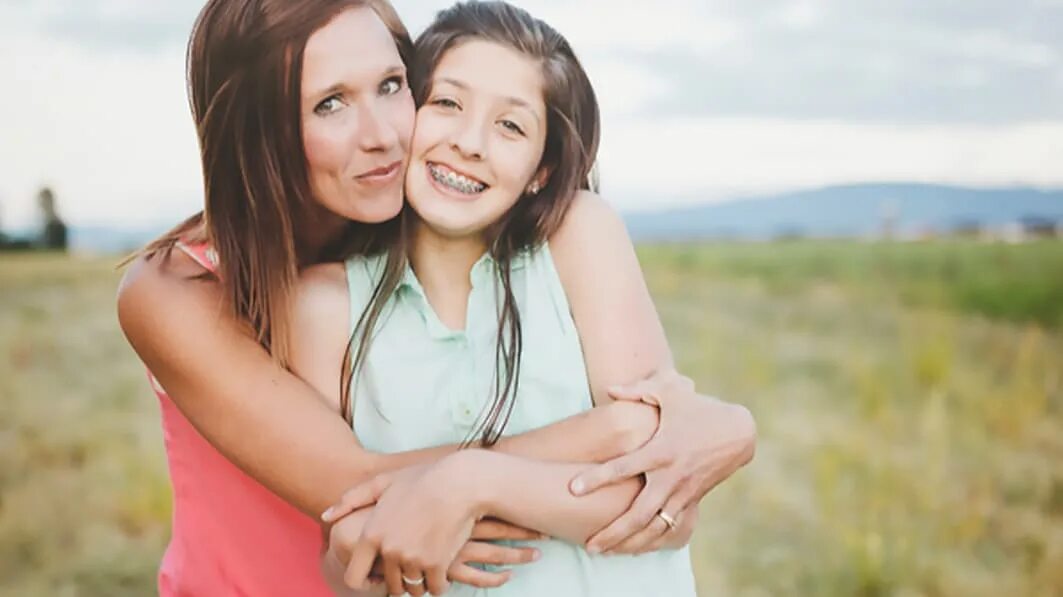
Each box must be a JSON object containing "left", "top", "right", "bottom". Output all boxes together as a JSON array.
[{"left": 294, "top": 2, "right": 753, "bottom": 595}]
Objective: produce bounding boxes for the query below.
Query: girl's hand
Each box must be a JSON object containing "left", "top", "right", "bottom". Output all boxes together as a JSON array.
[
  {"left": 326, "top": 509, "right": 542, "bottom": 594},
  {"left": 324, "top": 452, "right": 511, "bottom": 595}
]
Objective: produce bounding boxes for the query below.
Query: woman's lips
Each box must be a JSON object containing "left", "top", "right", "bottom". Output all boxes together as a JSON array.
[{"left": 355, "top": 160, "right": 402, "bottom": 184}]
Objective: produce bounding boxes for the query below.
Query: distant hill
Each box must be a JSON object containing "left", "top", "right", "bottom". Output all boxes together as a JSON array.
[
  {"left": 2, "top": 224, "right": 168, "bottom": 254},
  {"left": 624, "top": 184, "right": 1063, "bottom": 241},
  {"left": 69, "top": 225, "right": 168, "bottom": 254},
  {"left": 5, "top": 184, "right": 1061, "bottom": 253}
]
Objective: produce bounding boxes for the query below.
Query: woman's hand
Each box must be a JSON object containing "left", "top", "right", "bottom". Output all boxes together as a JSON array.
[
  {"left": 569, "top": 369, "right": 756, "bottom": 554},
  {"left": 324, "top": 453, "right": 515, "bottom": 595}
]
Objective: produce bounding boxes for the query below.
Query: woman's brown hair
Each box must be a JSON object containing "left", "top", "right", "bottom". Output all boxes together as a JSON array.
[
  {"left": 342, "top": 0, "right": 601, "bottom": 446},
  {"left": 138, "top": 0, "right": 412, "bottom": 367}
]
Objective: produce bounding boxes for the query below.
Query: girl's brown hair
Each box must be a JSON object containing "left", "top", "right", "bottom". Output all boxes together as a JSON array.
[
  {"left": 139, "top": 0, "right": 412, "bottom": 367},
  {"left": 342, "top": 0, "right": 601, "bottom": 446}
]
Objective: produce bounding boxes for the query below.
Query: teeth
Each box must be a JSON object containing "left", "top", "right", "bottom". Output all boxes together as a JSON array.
[{"left": 429, "top": 163, "right": 486, "bottom": 194}]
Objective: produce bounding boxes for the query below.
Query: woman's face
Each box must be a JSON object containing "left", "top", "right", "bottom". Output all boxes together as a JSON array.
[
  {"left": 301, "top": 6, "right": 415, "bottom": 224},
  {"left": 405, "top": 39, "right": 549, "bottom": 239}
]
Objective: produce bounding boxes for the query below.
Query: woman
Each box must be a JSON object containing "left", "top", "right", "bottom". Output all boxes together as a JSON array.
[
  {"left": 296, "top": 2, "right": 754, "bottom": 596},
  {"left": 116, "top": 0, "right": 754, "bottom": 594}
]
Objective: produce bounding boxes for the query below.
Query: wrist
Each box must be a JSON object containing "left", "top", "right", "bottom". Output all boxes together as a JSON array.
[{"left": 440, "top": 449, "right": 506, "bottom": 518}]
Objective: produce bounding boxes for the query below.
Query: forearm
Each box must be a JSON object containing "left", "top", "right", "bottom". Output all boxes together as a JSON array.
[
  {"left": 216, "top": 394, "right": 650, "bottom": 518},
  {"left": 361, "top": 402, "right": 654, "bottom": 514},
  {"left": 462, "top": 449, "right": 642, "bottom": 544},
  {"left": 337, "top": 401, "right": 655, "bottom": 514},
  {"left": 492, "top": 400, "right": 656, "bottom": 463},
  {"left": 287, "top": 401, "right": 649, "bottom": 518}
]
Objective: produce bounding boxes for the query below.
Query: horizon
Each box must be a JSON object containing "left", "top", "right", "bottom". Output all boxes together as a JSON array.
[{"left": 4, "top": 182, "right": 1058, "bottom": 245}]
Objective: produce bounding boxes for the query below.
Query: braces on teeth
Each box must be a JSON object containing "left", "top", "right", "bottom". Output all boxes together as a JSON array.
[{"left": 431, "top": 164, "right": 485, "bottom": 194}]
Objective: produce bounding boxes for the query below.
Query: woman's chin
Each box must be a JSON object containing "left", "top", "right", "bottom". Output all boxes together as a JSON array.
[{"left": 346, "top": 198, "right": 404, "bottom": 224}]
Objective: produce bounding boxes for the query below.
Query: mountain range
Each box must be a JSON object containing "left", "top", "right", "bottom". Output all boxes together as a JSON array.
[
  {"left": 4, "top": 183, "right": 1062, "bottom": 253},
  {"left": 623, "top": 183, "right": 1063, "bottom": 241}
]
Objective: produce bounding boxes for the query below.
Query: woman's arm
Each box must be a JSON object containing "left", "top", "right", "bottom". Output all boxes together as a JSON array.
[
  {"left": 550, "top": 192, "right": 675, "bottom": 405},
  {"left": 118, "top": 254, "right": 394, "bottom": 517},
  {"left": 396, "top": 191, "right": 683, "bottom": 542},
  {"left": 554, "top": 192, "right": 756, "bottom": 554},
  {"left": 339, "top": 192, "right": 753, "bottom": 554},
  {"left": 328, "top": 194, "right": 752, "bottom": 591},
  {"left": 289, "top": 262, "right": 658, "bottom": 468},
  {"left": 118, "top": 251, "right": 655, "bottom": 517},
  {"left": 289, "top": 261, "right": 653, "bottom": 594}
]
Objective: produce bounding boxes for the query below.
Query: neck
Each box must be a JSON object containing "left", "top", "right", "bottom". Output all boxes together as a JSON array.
[
  {"left": 295, "top": 205, "right": 348, "bottom": 266},
  {"left": 408, "top": 218, "right": 488, "bottom": 330}
]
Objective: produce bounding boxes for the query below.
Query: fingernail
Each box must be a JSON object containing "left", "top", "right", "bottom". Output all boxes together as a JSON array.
[
  {"left": 587, "top": 544, "right": 601, "bottom": 554},
  {"left": 320, "top": 507, "right": 334, "bottom": 522},
  {"left": 531, "top": 549, "right": 541, "bottom": 561},
  {"left": 570, "top": 479, "right": 585, "bottom": 495}
]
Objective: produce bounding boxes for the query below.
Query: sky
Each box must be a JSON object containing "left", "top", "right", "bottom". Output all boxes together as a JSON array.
[{"left": 1, "top": 0, "right": 1061, "bottom": 230}]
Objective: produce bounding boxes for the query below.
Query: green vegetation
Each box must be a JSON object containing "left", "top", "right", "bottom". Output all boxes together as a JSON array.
[{"left": 640, "top": 240, "right": 1063, "bottom": 328}]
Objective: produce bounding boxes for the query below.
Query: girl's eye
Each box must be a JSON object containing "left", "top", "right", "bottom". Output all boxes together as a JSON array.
[
  {"left": 314, "top": 95, "right": 344, "bottom": 116},
  {"left": 500, "top": 120, "right": 525, "bottom": 136},
  {"left": 431, "top": 98, "right": 460, "bottom": 109}
]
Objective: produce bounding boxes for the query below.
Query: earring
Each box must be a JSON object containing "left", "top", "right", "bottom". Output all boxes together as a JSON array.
[{"left": 527, "top": 182, "right": 541, "bottom": 195}]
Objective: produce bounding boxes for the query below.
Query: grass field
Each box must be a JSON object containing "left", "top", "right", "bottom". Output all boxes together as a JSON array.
[{"left": 2, "top": 241, "right": 1061, "bottom": 596}]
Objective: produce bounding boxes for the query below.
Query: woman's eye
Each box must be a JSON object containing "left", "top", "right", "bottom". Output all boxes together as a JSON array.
[
  {"left": 314, "top": 95, "right": 344, "bottom": 116},
  {"left": 380, "top": 76, "right": 405, "bottom": 96}
]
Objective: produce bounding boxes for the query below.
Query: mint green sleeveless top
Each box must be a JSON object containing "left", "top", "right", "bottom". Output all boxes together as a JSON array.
[{"left": 344, "top": 244, "right": 697, "bottom": 597}]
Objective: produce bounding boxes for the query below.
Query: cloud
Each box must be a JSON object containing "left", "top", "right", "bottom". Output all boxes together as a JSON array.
[
  {"left": 599, "top": 118, "right": 1063, "bottom": 211},
  {"left": 2, "top": 0, "right": 200, "bottom": 52},
  {"left": 14, "top": 1, "right": 1061, "bottom": 123},
  {"left": 613, "top": 0, "right": 1063, "bottom": 123},
  {"left": 0, "top": 0, "right": 1061, "bottom": 229}
]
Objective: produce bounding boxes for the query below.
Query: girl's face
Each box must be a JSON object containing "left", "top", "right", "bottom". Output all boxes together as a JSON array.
[
  {"left": 301, "top": 6, "right": 415, "bottom": 225},
  {"left": 405, "top": 39, "right": 549, "bottom": 239}
]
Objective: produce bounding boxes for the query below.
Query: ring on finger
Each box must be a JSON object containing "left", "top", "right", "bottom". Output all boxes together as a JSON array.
[
  {"left": 656, "top": 509, "right": 678, "bottom": 531},
  {"left": 402, "top": 574, "right": 425, "bottom": 586}
]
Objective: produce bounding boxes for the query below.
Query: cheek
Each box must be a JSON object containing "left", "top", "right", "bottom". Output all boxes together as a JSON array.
[
  {"left": 499, "top": 143, "right": 543, "bottom": 191},
  {"left": 389, "top": 94, "right": 416, "bottom": 151},
  {"left": 303, "top": 121, "right": 347, "bottom": 177},
  {"left": 410, "top": 111, "right": 447, "bottom": 156}
]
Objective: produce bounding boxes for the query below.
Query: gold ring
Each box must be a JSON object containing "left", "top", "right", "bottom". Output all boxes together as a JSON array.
[
  {"left": 402, "top": 574, "right": 425, "bottom": 585},
  {"left": 656, "top": 509, "right": 678, "bottom": 531}
]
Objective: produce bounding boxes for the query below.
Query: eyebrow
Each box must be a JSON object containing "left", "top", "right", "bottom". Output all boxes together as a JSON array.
[
  {"left": 435, "top": 76, "right": 542, "bottom": 125},
  {"left": 305, "top": 64, "right": 406, "bottom": 101}
]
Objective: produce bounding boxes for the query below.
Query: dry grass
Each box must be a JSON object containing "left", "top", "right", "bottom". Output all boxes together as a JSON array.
[{"left": 1, "top": 243, "right": 1061, "bottom": 596}]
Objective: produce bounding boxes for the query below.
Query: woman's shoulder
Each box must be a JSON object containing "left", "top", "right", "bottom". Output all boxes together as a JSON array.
[
  {"left": 116, "top": 250, "right": 233, "bottom": 365},
  {"left": 117, "top": 251, "right": 218, "bottom": 326}
]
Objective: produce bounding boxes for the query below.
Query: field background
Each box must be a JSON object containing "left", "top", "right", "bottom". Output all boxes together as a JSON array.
[{"left": 1, "top": 241, "right": 1061, "bottom": 596}]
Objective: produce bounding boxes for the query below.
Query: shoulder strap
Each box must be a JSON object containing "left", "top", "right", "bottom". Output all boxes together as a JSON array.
[{"left": 174, "top": 241, "right": 219, "bottom": 274}]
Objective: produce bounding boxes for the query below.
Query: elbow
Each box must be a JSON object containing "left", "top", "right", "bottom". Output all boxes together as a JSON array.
[
  {"left": 731, "top": 403, "right": 757, "bottom": 467},
  {"left": 605, "top": 400, "right": 659, "bottom": 459}
]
